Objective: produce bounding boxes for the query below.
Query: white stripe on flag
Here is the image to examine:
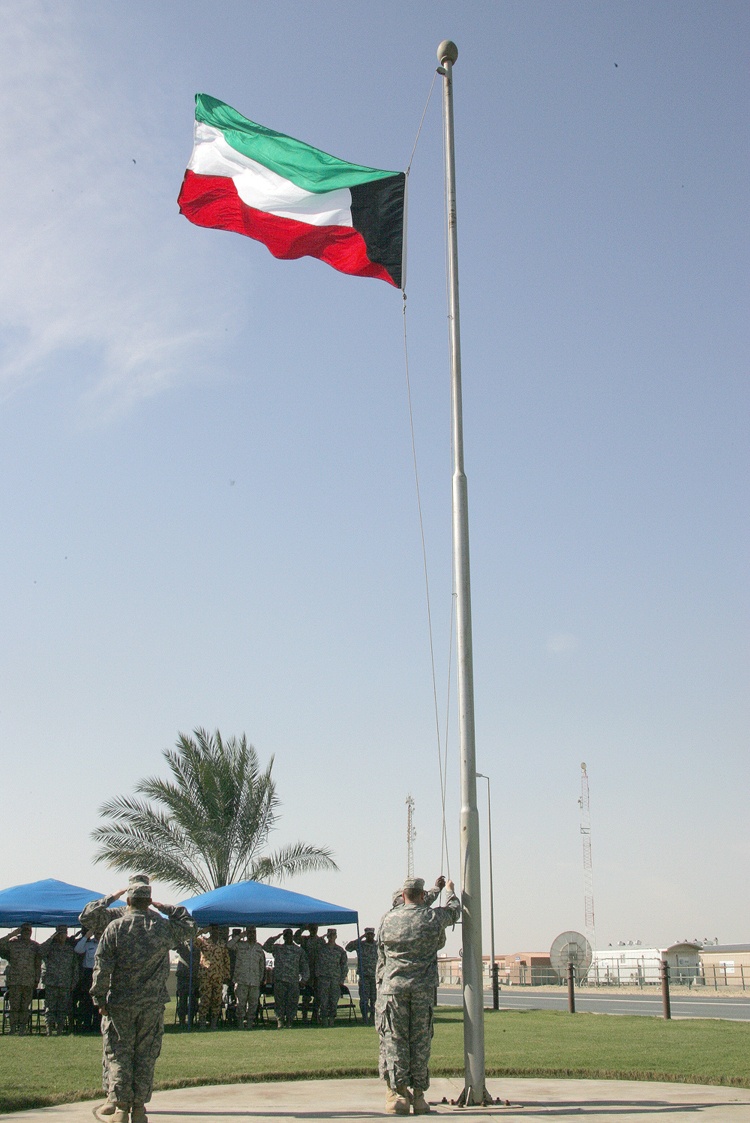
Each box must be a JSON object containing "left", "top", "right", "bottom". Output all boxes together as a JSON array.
[{"left": 188, "top": 123, "right": 354, "bottom": 228}]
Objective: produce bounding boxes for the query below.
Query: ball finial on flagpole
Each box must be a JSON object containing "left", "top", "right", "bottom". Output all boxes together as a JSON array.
[{"left": 437, "top": 40, "right": 458, "bottom": 66}]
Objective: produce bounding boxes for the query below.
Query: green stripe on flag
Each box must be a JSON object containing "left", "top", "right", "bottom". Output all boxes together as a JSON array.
[{"left": 195, "top": 94, "right": 399, "bottom": 194}]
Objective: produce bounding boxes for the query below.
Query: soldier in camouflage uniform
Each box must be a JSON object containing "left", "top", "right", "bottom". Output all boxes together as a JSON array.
[
  {"left": 79, "top": 875, "right": 152, "bottom": 938},
  {"left": 376, "top": 876, "right": 460, "bottom": 1115},
  {"left": 195, "top": 927, "right": 231, "bottom": 1030},
  {"left": 264, "top": 929, "right": 309, "bottom": 1027},
  {"left": 294, "top": 924, "right": 323, "bottom": 1023},
  {"left": 227, "top": 927, "right": 267, "bottom": 1028},
  {"left": 390, "top": 875, "right": 445, "bottom": 910},
  {"left": 174, "top": 943, "right": 199, "bottom": 1029},
  {"left": 316, "top": 928, "right": 348, "bottom": 1027},
  {"left": 0, "top": 924, "right": 42, "bottom": 1035},
  {"left": 80, "top": 875, "right": 153, "bottom": 1104},
  {"left": 91, "top": 880, "right": 195, "bottom": 1123},
  {"left": 346, "top": 927, "right": 378, "bottom": 1024},
  {"left": 40, "top": 926, "right": 78, "bottom": 1034}
]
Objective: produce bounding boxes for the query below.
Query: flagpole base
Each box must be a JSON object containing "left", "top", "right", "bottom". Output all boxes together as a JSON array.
[{"left": 454, "top": 1084, "right": 497, "bottom": 1108}]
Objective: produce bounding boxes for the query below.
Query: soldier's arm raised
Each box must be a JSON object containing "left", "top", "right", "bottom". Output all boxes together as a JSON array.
[
  {"left": 79, "top": 891, "right": 124, "bottom": 933},
  {"left": 156, "top": 904, "right": 197, "bottom": 947}
]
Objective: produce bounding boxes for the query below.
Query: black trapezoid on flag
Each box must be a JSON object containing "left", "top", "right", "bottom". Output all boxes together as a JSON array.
[{"left": 350, "top": 173, "right": 406, "bottom": 289}]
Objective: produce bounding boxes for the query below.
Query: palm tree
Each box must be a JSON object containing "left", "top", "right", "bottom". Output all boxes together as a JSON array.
[{"left": 91, "top": 728, "right": 338, "bottom": 895}]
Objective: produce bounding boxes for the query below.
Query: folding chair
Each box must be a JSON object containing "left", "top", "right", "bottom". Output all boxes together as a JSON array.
[{"left": 337, "top": 984, "right": 358, "bottom": 1022}]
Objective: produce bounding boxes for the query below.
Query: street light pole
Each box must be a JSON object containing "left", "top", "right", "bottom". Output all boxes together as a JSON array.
[{"left": 476, "top": 772, "right": 498, "bottom": 1009}]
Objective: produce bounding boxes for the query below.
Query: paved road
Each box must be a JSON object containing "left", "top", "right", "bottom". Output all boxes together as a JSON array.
[{"left": 437, "top": 986, "right": 750, "bottom": 1020}]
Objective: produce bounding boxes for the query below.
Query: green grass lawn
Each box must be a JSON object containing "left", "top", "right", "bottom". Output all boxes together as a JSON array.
[{"left": 1, "top": 1008, "right": 749, "bottom": 1114}]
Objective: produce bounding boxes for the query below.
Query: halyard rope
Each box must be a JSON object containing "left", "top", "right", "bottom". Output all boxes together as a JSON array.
[{"left": 400, "top": 67, "right": 451, "bottom": 882}]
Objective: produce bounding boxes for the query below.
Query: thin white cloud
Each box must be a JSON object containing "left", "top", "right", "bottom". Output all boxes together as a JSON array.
[{"left": 0, "top": 2, "right": 243, "bottom": 421}]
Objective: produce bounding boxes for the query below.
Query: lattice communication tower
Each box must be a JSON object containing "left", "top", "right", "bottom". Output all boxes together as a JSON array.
[{"left": 578, "top": 763, "right": 596, "bottom": 952}]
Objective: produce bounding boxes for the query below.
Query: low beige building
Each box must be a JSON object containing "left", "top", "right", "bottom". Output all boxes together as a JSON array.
[{"left": 700, "top": 944, "right": 750, "bottom": 988}]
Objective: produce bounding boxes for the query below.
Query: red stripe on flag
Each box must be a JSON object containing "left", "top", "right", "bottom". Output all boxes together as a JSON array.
[{"left": 178, "top": 170, "right": 397, "bottom": 286}]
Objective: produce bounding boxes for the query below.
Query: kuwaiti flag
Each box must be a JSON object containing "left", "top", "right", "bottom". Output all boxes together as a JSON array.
[{"left": 178, "top": 94, "right": 406, "bottom": 288}]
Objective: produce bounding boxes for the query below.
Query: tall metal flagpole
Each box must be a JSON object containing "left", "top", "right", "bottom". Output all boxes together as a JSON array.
[{"left": 437, "top": 39, "right": 488, "bottom": 1106}]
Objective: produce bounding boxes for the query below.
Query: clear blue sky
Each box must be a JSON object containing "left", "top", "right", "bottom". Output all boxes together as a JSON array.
[{"left": 1, "top": 0, "right": 747, "bottom": 955}]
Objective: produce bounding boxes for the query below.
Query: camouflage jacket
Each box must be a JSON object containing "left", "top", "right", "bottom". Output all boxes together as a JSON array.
[
  {"left": 227, "top": 937, "right": 267, "bottom": 986},
  {"left": 294, "top": 932, "right": 323, "bottom": 977},
  {"left": 78, "top": 893, "right": 128, "bottom": 937},
  {"left": 195, "top": 936, "right": 231, "bottom": 983},
  {"left": 0, "top": 934, "right": 42, "bottom": 987},
  {"left": 40, "top": 937, "right": 78, "bottom": 989},
  {"left": 376, "top": 890, "right": 460, "bottom": 996},
  {"left": 265, "top": 940, "right": 309, "bottom": 985},
  {"left": 317, "top": 941, "right": 348, "bottom": 982},
  {"left": 345, "top": 936, "right": 378, "bottom": 978},
  {"left": 91, "top": 904, "right": 195, "bottom": 1008}
]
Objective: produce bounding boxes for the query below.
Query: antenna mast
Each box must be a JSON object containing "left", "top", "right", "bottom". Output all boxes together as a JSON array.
[
  {"left": 578, "top": 763, "right": 596, "bottom": 952},
  {"left": 406, "top": 794, "right": 416, "bottom": 878}
]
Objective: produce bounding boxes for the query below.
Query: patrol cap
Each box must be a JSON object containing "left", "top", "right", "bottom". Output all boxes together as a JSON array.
[
  {"left": 128, "top": 874, "right": 152, "bottom": 902},
  {"left": 129, "top": 884, "right": 152, "bottom": 901},
  {"left": 392, "top": 889, "right": 404, "bottom": 906},
  {"left": 364, "top": 927, "right": 375, "bottom": 934},
  {"left": 282, "top": 928, "right": 293, "bottom": 936},
  {"left": 326, "top": 928, "right": 337, "bottom": 936},
  {"left": 403, "top": 877, "right": 425, "bottom": 893},
  {"left": 20, "top": 923, "right": 33, "bottom": 932},
  {"left": 55, "top": 925, "right": 68, "bottom": 933}
]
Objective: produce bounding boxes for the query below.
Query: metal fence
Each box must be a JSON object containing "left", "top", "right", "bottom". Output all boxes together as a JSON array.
[{"left": 438, "top": 960, "right": 749, "bottom": 990}]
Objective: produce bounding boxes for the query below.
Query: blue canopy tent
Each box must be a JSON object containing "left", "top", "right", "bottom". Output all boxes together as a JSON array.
[
  {"left": 178, "top": 880, "right": 359, "bottom": 1029},
  {"left": 180, "top": 879, "right": 358, "bottom": 927},
  {"left": 0, "top": 878, "right": 109, "bottom": 927}
]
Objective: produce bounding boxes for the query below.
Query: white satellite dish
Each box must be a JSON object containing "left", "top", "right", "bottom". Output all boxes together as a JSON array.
[{"left": 549, "top": 931, "right": 593, "bottom": 980}]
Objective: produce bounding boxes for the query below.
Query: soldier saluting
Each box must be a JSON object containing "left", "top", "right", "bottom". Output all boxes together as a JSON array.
[
  {"left": 376, "top": 875, "right": 460, "bottom": 1115},
  {"left": 90, "top": 877, "right": 195, "bottom": 1122}
]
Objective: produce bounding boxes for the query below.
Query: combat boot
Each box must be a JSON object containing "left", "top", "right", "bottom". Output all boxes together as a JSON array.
[
  {"left": 96, "top": 1103, "right": 117, "bottom": 1119},
  {"left": 131, "top": 1104, "right": 148, "bottom": 1123},
  {"left": 385, "top": 1086, "right": 410, "bottom": 1115},
  {"left": 412, "top": 1090, "right": 431, "bottom": 1114},
  {"left": 110, "top": 1104, "right": 130, "bottom": 1123}
]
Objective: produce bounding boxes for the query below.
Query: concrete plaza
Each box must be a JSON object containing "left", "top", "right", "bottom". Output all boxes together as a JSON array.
[{"left": 3, "top": 1077, "right": 750, "bottom": 1122}]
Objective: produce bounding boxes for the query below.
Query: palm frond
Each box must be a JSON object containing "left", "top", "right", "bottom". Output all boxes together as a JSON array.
[
  {"left": 91, "top": 728, "right": 336, "bottom": 896},
  {"left": 248, "top": 842, "right": 338, "bottom": 884}
]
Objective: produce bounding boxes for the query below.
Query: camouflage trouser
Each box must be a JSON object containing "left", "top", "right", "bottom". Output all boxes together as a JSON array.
[
  {"left": 273, "top": 980, "right": 300, "bottom": 1024},
  {"left": 198, "top": 974, "right": 223, "bottom": 1022},
  {"left": 358, "top": 975, "right": 377, "bottom": 1021},
  {"left": 234, "top": 983, "right": 261, "bottom": 1025},
  {"left": 315, "top": 976, "right": 340, "bottom": 1021},
  {"left": 6, "top": 986, "right": 34, "bottom": 1033},
  {"left": 44, "top": 985, "right": 71, "bottom": 1030},
  {"left": 376, "top": 992, "right": 434, "bottom": 1091},
  {"left": 101, "top": 1003, "right": 164, "bottom": 1106}
]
